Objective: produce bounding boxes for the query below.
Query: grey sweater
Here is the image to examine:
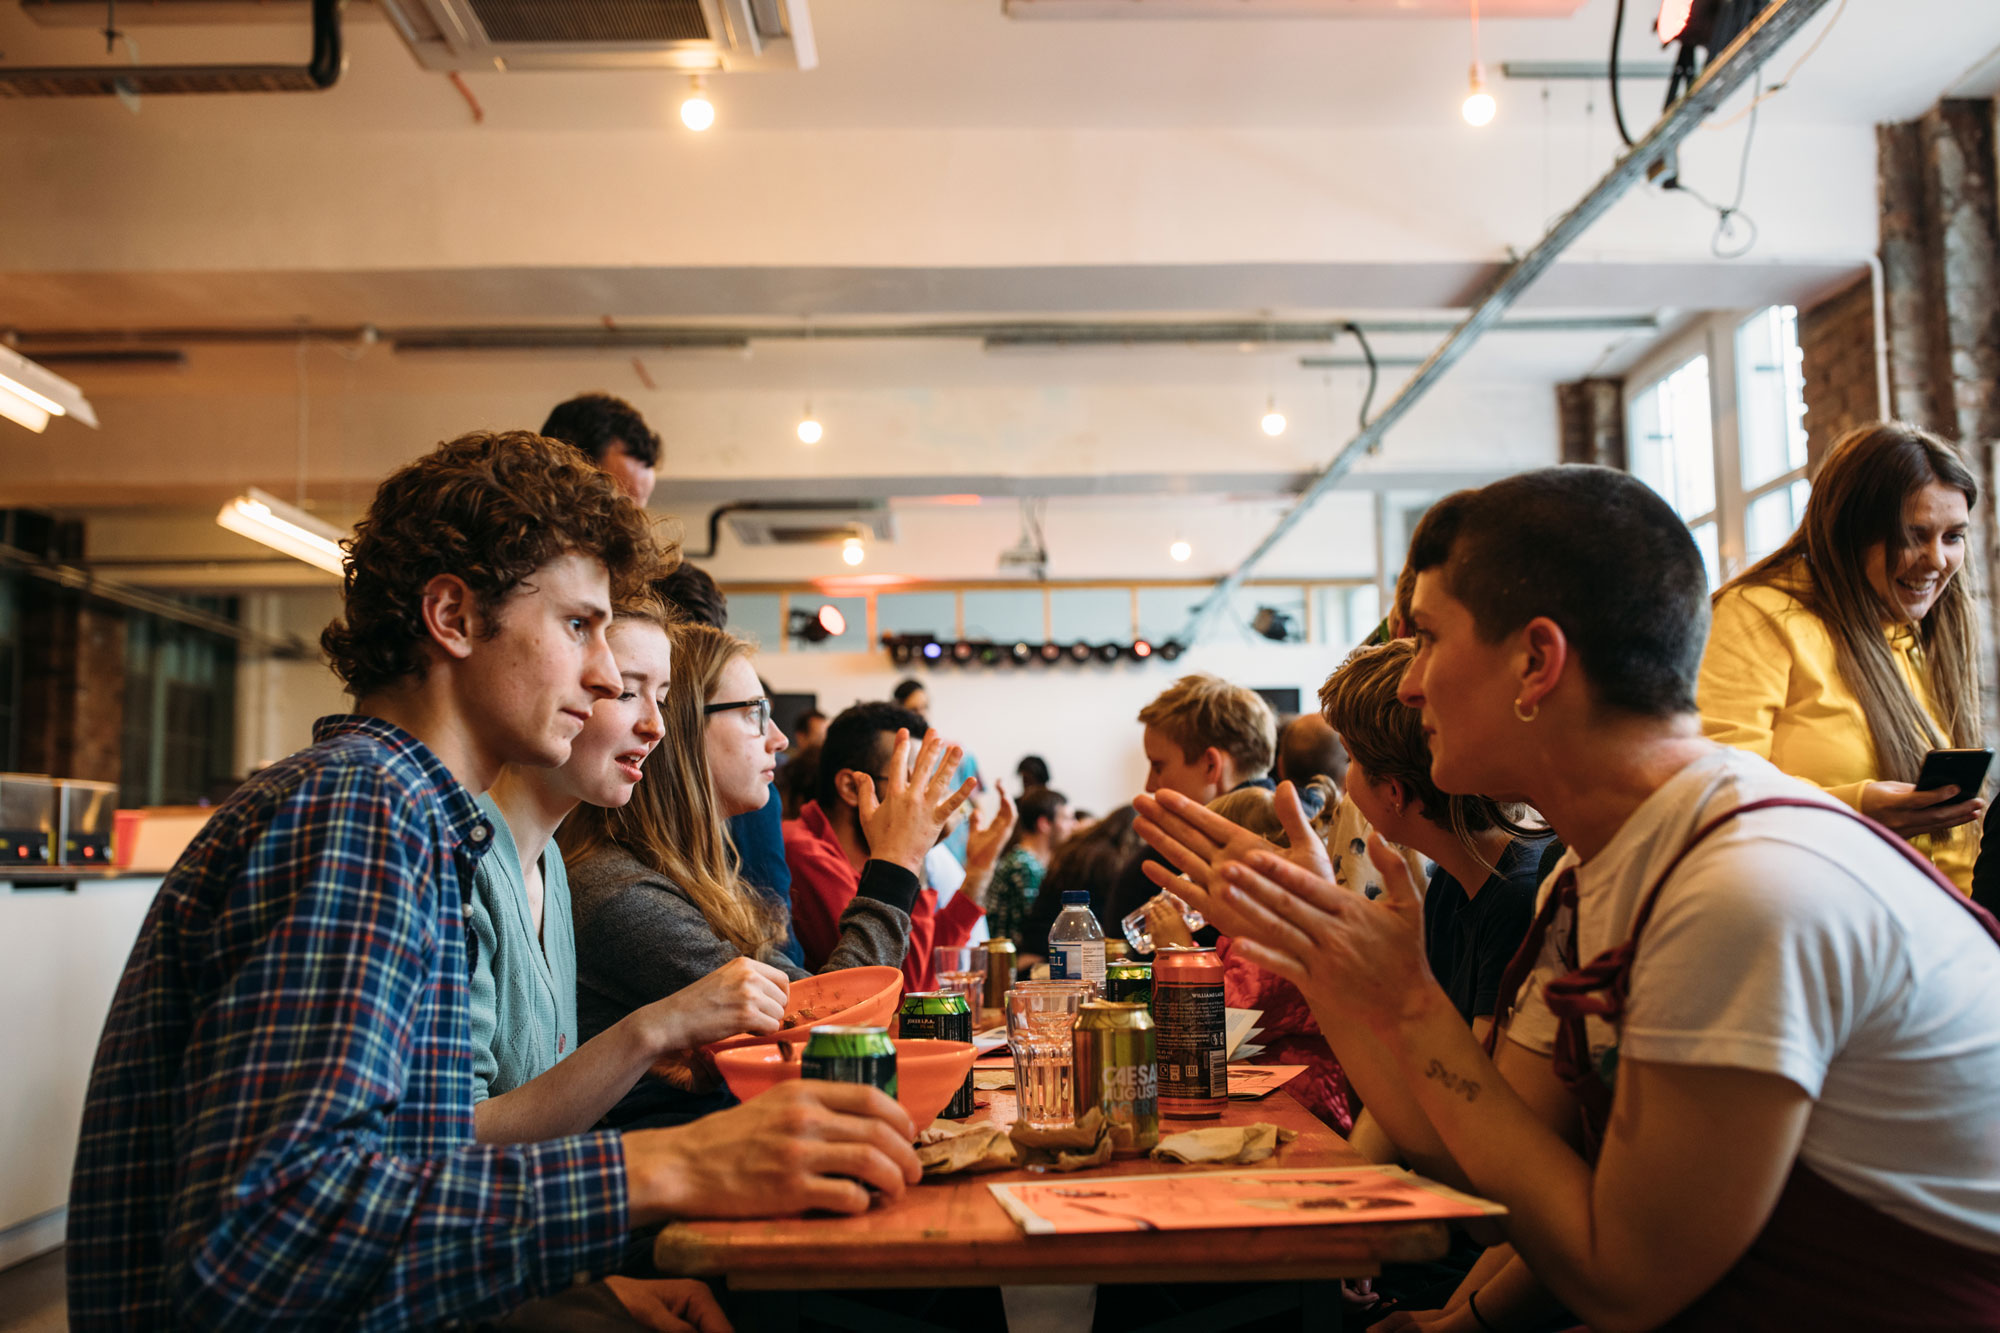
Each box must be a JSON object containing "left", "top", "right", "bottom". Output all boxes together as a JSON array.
[{"left": 566, "top": 844, "right": 917, "bottom": 1052}]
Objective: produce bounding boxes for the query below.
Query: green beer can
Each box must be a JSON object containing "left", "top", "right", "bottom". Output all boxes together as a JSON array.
[
  {"left": 1105, "top": 961, "right": 1152, "bottom": 1009},
  {"left": 1073, "top": 1000, "right": 1159, "bottom": 1156},
  {"left": 802, "top": 1025, "right": 898, "bottom": 1098},
  {"left": 898, "top": 991, "right": 975, "bottom": 1118}
]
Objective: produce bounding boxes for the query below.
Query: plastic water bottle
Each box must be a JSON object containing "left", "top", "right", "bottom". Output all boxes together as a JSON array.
[{"left": 1048, "top": 890, "right": 1106, "bottom": 997}]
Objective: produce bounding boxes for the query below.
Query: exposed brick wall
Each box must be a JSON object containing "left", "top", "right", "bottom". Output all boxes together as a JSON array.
[
  {"left": 1555, "top": 378, "right": 1626, "bottom": 469},
  {"left": 17, "top": 585, "right": 125, "bottom": 784},
  {"left": 1795, "top": 276, "right": 1880, "bottom": 471}
]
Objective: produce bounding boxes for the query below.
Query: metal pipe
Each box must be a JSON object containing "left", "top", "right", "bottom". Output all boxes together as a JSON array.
[
  {"left": 0, "top": 0, "right": 343, "bottom": 96},
  {"left": 0, "top": 543, "right": 311, "bottom": 657},
  {"left": 1178, "top": 0, "right": 1835, "bottom": 646}
]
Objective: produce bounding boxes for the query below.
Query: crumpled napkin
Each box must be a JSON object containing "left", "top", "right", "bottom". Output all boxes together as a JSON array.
[
  {"left": 915, "top": 1122, "right": 1020, "bottom": 1177},
  {"left": 1010, "top": 1107, "right": 1115, "bottom": 1172},
  {"left": 1149, "top": 1123, "right": 1296, "bottom": 1165}
]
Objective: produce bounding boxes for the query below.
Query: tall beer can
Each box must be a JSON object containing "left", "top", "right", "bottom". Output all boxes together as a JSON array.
[
  {"left": 1073, "top": 1000, "right": 1159, "bottom": 1155},
  {"left": 981, "top": 939, "right": 1017, "bottom": 1012},
  {"left": 1153, "top": 946, "right": 1226, "bottom": 1118},
  {"left": 801, "top": 1026, "right": 898, "bottom": 1097},
  {"left": 898, "top": 991, "right": 976, "bottom": 1118}
]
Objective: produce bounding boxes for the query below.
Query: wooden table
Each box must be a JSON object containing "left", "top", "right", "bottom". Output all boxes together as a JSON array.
[{"left": 653, "top": 1086, "right": 1453, "bottom": 1330}]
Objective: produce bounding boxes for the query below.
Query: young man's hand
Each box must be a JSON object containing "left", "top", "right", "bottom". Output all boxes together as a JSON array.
[
  {"left": 622, "top": 1080, "right": 921, "bottom": 1226},
  {"left": 641, "top": 956, "right": 790, "bottom": 1054},
  {"left": 602, "top": 1277, "right": 733, "bottom": 1333},
  {"left": 1131, "top": 781, "right": 1333, "bottom": 940},
  {"left": 853, "top": 729, "right": 973, "bottom": 875}
]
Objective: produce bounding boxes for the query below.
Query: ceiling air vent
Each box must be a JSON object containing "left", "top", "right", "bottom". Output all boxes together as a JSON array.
[
  {"left": 724, "top": 502, "right": 893, "bottom": 548},
  {"left": 375, "top": 0, "right": 816, "bottom": 72}
]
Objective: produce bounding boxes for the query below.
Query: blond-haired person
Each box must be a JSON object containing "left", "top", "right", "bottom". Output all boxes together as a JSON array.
[{"left": 1700, "top": 422, "right": 1985, "bottom": 889}]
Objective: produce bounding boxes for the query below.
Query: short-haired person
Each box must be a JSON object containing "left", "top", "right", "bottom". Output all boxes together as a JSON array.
[
  {"left": 1701, "top": 421, "right": 1985, "bottom": 889},
  {"left": 786, "top": 701, "right": 1014, "bottom": 992},
  {"left": 564, "top": 625, "right": 933, "bottom": 1127},
  {"left": 985, "top": 787, "right": 1074, "bottom": 951},
  {"left": 1276, "top": 712, "right": 1349, "bottom": 794},
  {"left": 1136, "top": 465, "right": 2000, "bottom": 1329},
  {"left": 542, "top": 392, "right": 663, "bottom": 506},
  {"left": 68, "top": 434, "right": 922, "bottom": 1331},
  {"left": 795, "top": 708, "right": 829, "bottom": 750},
  {"left": 1016, "top": 753, "right": 1051, "bottom": 794}
]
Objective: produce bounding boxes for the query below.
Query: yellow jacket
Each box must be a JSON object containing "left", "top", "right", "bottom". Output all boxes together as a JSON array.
[{"left": 1698, "top": 580, "right": 1977, "bottom": 891}]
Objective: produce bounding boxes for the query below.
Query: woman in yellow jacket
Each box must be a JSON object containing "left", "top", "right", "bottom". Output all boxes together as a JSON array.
[{"left": 1699, "top": 421, "right": 1985, "bottom": 888}]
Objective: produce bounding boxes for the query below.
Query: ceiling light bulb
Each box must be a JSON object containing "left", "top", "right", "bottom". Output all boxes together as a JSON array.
[
  {"left": 841, "top": 537, "right": 865, "bottom": 566},
  {"left": 797, "top": 413, "right": 823, "bottom": 445},
  {"left": 1462, "top": 67, "right": 1496, "bottom": 127},
  {"left": 1170, "top": 539, "right": 1192, "bottom": 563},
  {"left": 681, "top": 76, "right": 715, "bottom": 132},
  {"left": 1260, "top": 397, "right": 1287, "bottom": 437}
]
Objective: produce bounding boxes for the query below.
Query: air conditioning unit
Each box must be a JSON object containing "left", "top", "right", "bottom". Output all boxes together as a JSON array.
[
  {"left": 724, "top": 502, "right": 893, "bottom": 547},
  {"left": 374, "top": 0, "right": 816, "bottom": 73}
]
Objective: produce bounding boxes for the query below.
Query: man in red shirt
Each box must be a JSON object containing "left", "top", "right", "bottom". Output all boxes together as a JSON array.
[{"left": 785, "top": 701, "right": 1015, "bottom": 991}]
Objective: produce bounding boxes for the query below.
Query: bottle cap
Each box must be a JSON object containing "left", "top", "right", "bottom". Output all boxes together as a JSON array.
[{"left": 1062, "top": 890, "right": 1089, "bottom": 905}]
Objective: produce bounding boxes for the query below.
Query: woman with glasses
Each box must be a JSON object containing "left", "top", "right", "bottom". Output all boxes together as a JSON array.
[{"left": 563, "top": 621, "right": 946, "bottom": 1128}]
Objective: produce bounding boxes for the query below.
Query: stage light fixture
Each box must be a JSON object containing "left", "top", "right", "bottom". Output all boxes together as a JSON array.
[
  {"left": 1038, "top": 642, "right": 1064, "bottom": 663},
  {"left": 977, "top": 642, "right": 1004, "bottom": 667},
  {"left": 1655, "top": 0, "right": 1694, "bottom": 43},
  {"left": 951, "top": 641, "right": 976, "bottom": 664},
  {"left": 921, "top": 640, "right": 945, "bottom": 662},
  {"left": 1251, "top": 606, "right": 1297, "bottom": 642},
  {"left": 1095, "top": 643, "right": 1123, "bottom": 664},
  {"left": 1129, "top": 640, "right": 1155, "bottom": 661},
  {"left": 1067, "top": 642, "right": 1093, "bottom": 663},
  {"left": 789, "top": 604, "right": 846, "bottom": 644},
  {"left": 1009, "top": 642, "right": 1033, "bottom": 665},
  {"left": 1158, "top": 640, "right": 1185, "bottom": 662},
  {"left": 887, "top": 637, "right": 915, "bottom": 666}
]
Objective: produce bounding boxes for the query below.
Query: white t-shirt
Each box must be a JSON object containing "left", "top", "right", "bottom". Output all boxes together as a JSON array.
[{"left": 1507, "top": 746, "right": 2000, "bottom": 1254}]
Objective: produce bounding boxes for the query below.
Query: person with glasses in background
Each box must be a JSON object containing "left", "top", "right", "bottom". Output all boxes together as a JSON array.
[{"left": 786, "top": 700, "right": 1015, "bottom": 992}]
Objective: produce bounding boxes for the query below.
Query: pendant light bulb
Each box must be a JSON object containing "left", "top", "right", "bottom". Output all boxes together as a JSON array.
[
  {"left": 1170, "top": 539, "right": 1192, "bottom": 563},
  {"left": 1260, "top": 395, "right": 1287, "bottom": 437},
  {"left": 797, "top": 407, "right": 823, "bottom": 445},
  {"left": 681, "top": 76, "right": 716, "bottom": 132},
  {"left": 841, "top": 537, "right": 865, "bottom": 567},
  {"left": 1462, "top": 66, "right": 1496, "bottom": 127}
]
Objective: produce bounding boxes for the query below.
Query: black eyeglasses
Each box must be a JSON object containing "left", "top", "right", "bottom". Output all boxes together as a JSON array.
[{"left": 704, "top": 697, "right": 772, "bottom": 736}]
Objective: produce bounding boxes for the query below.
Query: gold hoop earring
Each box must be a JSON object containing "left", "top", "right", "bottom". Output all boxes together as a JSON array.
[{"left": 1513, "top": 699, "right": 1538, "bottom": 723}]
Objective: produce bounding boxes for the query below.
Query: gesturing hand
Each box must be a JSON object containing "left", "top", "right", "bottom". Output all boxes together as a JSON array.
[
  {"left": 1131, "top": 781, "right": 1333, "bottom": 939},
  {"left": 645, "top": 956, "right": 791, "bottom": 1055},
  {"left": 854, "top": 729, "right": 973, "bottom": 874},
  {"left": 1215, "top": 830, "right": 1435, "bottom": 1033},
  {"left": 624, "top": 1080, "right": 922, "bottom": 1225}
]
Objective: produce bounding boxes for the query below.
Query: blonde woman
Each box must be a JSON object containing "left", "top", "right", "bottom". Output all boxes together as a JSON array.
[
  {"left": 563, "top": 621, "right": 966, "bottom": 1127},
  {"left": 1700, "top": 421, "right": 1985, "bottom": 888}
]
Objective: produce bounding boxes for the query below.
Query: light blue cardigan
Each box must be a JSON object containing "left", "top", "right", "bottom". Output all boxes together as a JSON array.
[{"left": 465, "top": 792, "right": 580, "bottom": 1100}]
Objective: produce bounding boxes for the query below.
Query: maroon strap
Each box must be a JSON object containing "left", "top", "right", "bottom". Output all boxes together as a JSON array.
[{"left": 1491, "top": 796, "right": 2000, "bottom": 1157}]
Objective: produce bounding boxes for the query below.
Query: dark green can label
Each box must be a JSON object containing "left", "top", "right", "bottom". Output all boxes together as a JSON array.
[
  {"left": 898, "top": 992, "right": 974, "bottom": 1117},
  {"left": 1106, "top": 962, "right": 1152, "bottom": 1009},
  {"left": 802, "top": 1025, "right": 898, "bottom": 1097}
]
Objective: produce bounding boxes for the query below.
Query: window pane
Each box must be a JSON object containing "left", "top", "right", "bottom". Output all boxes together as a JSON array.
[
  {"left": 793, "top": 595, "right": 866, "bottom": 653},
  {"left": 961, "top": 589, "right": 1043, "bottom": 644},
  {"left": 1736, "top": 305, "right": 1809, "bottom": 490},
  {"left": 1628, "top": 355, "right": 1716, "bottom": 521},
  {"left": 1137, "top": 587, "right": 1204, "bottom": 645},
  {"left": 728, "top": 593, "right": 783, "bottom": 652},
  {"left": 1690, "top": 521, "right": 1722, "bottom": 591},
  {"left": 875, "top": 591, "right": 958, "bottom": 639},
  {"left": 1050, "top": 588, "right": 1131, "bottom": 644},
  {"left": 1230, "top": 586, "right": 1307, "bottom": 644},
  {"left": 1313, "top": 584, "right": 1382, "bottom": 653},
  {"left": 1744, "top": 478, "right": 1811, "bottom": 563}
]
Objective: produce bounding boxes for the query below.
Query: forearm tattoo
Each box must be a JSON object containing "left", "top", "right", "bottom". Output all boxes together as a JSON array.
[{"left": 1424, "top": 1058, "right": 1482, "bottom": 1103}]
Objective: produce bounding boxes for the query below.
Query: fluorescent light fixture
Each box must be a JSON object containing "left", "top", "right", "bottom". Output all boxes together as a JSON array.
[
  {"left": 216, "top": 487, "right": 346, "bottom": 576},
  {"left": 0, "top": 344, "right": 98, "bottom": 433}
]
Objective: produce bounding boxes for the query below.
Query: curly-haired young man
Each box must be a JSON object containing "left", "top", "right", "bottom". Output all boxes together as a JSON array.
[{"left": 68, "top": 432, "right": 922, "bottom": 1332}]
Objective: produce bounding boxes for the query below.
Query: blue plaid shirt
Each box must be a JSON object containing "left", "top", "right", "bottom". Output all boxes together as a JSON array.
[{"left": 68, "top": 716, "right": 629, "bottom": 1331}]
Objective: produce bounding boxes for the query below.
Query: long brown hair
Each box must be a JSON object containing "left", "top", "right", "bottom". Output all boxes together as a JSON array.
[
  {"left": 558, "top": 618, "right": 783, "bottom": 958},
  {"left": 1724, "top": 421, "right": 1981, "bottom": 782}
]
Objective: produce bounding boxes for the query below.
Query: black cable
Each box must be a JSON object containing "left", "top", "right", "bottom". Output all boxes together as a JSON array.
[
  {"left": 1608, "top": 0, "right": 1636, "bottom": 148},
  {"left": 1666, "top": 70, "right": 1763, "bottom": 258},
  {"left": 1343, "top": 322, "right": 1379, "bottom": 432}
]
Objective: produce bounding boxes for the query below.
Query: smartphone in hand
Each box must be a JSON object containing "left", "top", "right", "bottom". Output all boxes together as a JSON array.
[{"left": 1914, "top": 748, "right": 1994, "bottom": 797}]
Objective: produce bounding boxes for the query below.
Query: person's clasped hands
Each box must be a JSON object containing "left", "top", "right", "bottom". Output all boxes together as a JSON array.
[{"left": 1132, "top": 780, "right": 1436, "bottom": 1030}]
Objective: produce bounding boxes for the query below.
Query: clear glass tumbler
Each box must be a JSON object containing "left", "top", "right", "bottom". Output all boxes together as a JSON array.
[
  {"left": 1121, "top": 889, "right": 1207, "bottom": 955},
  {"left": 933, "top": 945, "right": 985, "bottom": 1016},
  {"left": 1005, "top": 980, "right": 1089, "bottom": 1130}
]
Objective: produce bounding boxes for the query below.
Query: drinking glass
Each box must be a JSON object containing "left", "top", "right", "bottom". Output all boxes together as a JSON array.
[
  {"left": 1006, "top": 980, "right": 1089, "bottom": 1130},
  {"left": 933, "top": 945, "right": 985, "bottom": 1016},
  {"left": 1121, "top": 889, "right": 1207, "bottom": 955}
]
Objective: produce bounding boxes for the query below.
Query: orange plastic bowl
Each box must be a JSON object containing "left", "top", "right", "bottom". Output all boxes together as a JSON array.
[
  {"left": 702, "top": 965, "right": 904, "bottom": 1058},
  {"left": 711, "top": 1038, "right": 979, "bottom": 1131}
]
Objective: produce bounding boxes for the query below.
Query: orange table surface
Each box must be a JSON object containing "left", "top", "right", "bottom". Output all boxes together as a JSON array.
[{"left": 651, "top": 1086, "right": 1451, "bottom": 1291}]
